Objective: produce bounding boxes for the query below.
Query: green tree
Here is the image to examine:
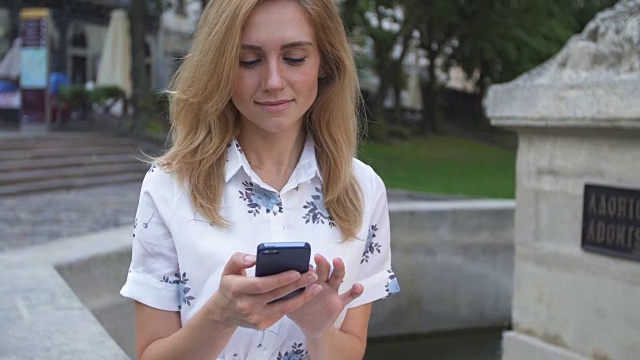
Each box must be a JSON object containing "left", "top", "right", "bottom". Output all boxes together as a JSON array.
[
  {"left": 411, "top": 0, "right": 617, "bottom": 134},
  {"left": 409, "top": 0, "right": 462, "bottom": 134},
  {"left": 129, "top": 0, "right": 151, "bottom": 134},
  {"left": 451, "top": 0, "right": 616, "bottom": 131},
  {"left": 341, "top": 0, "right": 418, "bottom": 140},
  {"left": 452, "top": 0, "right": 616, "bottom": 90},
  {"left": 345, "top": 0, "right": 617, "bottom": 137},
  {"left": 129, "top": 0, "right": 167, "bottom": 134}
]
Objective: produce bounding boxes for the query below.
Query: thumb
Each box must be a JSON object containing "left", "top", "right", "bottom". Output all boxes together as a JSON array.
[
  {"left": 223, "top": 252, "right": 256, "bottom": 276},
  {"left": 340, "top": 283, "right": 364, "bottom": 307}
]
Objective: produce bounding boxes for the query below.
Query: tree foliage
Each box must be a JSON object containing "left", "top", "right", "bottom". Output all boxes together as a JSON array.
[
  {"left": 451, "top": 0, "right": 617, "bottom": 89},
  {"left": 129, "top": 0, "right": 152, "bottom": 134},
  {"left": 341, "top": 0, "right": 418, "bottom": 140},
  {"left": 342, "top": 0, "right": 617, "bottom": 137}
]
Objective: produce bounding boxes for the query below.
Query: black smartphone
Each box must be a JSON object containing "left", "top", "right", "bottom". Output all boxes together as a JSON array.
[{"left": 256, "top": 242, "right": 311, "bottom": 302}]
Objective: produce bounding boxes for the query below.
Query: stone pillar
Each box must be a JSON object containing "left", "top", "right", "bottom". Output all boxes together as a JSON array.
[{"left": 484, "top": 1, "right": 640, "bottom": 360}]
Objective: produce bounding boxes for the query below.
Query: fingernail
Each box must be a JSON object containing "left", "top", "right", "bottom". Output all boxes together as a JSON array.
[
  {"left": 311, "top": 284, "right": 323, "bottom": 294},
  {"left": 306, "top": 272, "right": 318, "bottom": 283},
  {"left": 244, "top": 255, "right": 255, "bottom": 263},
  {"left": 290, "top": 272, "right": 301, "bottom": 281}
]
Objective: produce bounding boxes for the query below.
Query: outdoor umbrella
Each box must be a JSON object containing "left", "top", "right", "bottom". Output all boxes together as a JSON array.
[
  {"left": 96, "top": 9, "right": 132, "bottom": 98},
  {"left": 0, "top": 38, "right": 21, "bottom": 82}
]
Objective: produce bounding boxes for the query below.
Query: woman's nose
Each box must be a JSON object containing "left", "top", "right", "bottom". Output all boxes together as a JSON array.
[{"left": 262, "top": 62, "right": 285, "bottom": 91}]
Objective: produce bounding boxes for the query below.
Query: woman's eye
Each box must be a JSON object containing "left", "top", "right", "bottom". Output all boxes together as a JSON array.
[
  {"left": 285, "top": 57, "right": 306, "bottom": 65},
  {"left": 240, "top": 59, "right": 260, "bottom": 67}
]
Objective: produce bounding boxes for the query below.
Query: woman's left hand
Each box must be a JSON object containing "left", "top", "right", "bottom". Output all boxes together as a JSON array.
[{"left": 286, "top": 254, "right": 363, "bottom": 339}]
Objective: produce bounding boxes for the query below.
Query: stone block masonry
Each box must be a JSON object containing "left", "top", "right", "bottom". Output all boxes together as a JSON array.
[{"left": 485, "top": 1, "right": 640, "bottom": 359}]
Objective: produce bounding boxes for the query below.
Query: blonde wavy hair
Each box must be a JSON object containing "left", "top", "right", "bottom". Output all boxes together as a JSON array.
[{"left": 157, "top": 0, "right": 363, "bottom": 240}]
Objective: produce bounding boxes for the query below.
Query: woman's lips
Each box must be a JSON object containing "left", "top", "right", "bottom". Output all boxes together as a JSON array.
[{"left": 256, "top": 100, "right": 293, "bottom": 112}]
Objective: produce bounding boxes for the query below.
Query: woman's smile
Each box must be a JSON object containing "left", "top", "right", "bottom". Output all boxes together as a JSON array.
[{"left": 255, "top": 99, "right": 294, "bottom": 112}]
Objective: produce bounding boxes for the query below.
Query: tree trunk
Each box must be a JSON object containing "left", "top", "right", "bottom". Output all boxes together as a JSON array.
[
  {"left": 369, "top": 61, "right": 391, "bottom": 141},
  {"left": 419, "top": 49, "right": 443, "bottom": 134},
  {"left": 475, "top": 67, "right": 491, "bottom": 131},
  {"left": 129, "top": 1, "right": 151, "bottom": 134},
  {"left": 392, "top": 83, "right": 402, "bottom": 126}
]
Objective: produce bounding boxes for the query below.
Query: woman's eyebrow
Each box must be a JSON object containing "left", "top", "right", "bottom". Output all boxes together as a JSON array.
[
  {"left": 281, "top": 41, "right": 313, "bottom": 50},
  {"left": 240, "top": 41, "right": 314, "bottom": 51}
]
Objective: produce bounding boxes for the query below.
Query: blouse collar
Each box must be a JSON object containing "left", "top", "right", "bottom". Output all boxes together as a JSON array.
[{"left": 225, "top": 137, "right": 322, "bottom": 191}]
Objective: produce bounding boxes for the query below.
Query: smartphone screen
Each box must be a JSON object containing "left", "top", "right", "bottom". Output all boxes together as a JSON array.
[{"left": 256, "top": 242, "right": 311, "bottom": 302}]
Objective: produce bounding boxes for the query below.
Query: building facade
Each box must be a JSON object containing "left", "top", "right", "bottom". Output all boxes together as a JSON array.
[{"left": 0, "top": 0, "right": 199, "bottom": 91}]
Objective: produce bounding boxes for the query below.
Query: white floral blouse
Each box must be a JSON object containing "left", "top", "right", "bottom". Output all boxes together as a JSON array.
[{"left": 120, "top": 138, "right": 400, "bottom": 360}]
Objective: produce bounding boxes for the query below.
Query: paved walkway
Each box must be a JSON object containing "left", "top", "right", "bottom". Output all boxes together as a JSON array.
[
  {"left": 0, "top": 180, "right": 456, "bottom": 253},
  {"left": 0, "top": 129, "right": 457, "bottom": 252},
  {"left": 0, "top": 183, "right": 141, "bottom": 252}
]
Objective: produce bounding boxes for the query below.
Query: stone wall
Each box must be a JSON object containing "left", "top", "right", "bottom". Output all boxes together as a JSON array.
[
  {"left": 485, "top": 1, "right": 640, "bottom": 359},
  {"left": 370, "top": 200, "right": 515, "bottom": 337}
]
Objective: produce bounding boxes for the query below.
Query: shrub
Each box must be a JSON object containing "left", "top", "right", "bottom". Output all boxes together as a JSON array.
[
  {"left": 89, "top": 86, "right": 123, "bottom": 105},
  {"left": 58, "top": 84, "right": 88, "bottom": 107}
]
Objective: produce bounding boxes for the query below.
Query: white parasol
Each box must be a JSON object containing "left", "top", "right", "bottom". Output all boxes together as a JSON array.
[
  {"left": 0, "top": 38, "right": 21, "bottom": 82},
  {"left": 96, "top": 9, "right": 132, "bottom": 98}
]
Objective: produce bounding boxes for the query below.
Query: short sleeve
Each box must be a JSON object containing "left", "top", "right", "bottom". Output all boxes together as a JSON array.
[
  {"left": 120, "top": 166, "right": 181, "bottom": 311},
  {"left": 348, "top": 171, "right": 400, "bottom": 309}
]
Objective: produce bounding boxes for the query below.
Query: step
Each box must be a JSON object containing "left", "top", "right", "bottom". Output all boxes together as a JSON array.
[
  {"left": 0, "top": 133, "right": 161, "bottom": 196},
  {"left": 0, "top": 145, "right": 145, "bottom": 161},
  {"left": 0, "top": 172, "right": 146, "bottom": 196},
  {"left": 0, "top": 162, "right": 149, "bottom": 184},
  {"left": 0, "top": 153, "right": 146, "bottom": 172},
  {"left": 0, "top": 135, "right": 138, "bottom": 151}
]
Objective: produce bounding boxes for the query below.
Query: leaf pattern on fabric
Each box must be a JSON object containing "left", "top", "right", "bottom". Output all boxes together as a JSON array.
[
  {"left": 161, "top": 271, "right": 196, "bottom": 309},
  {"left": 187, "top": 212, "right": 214, "bottom": 227},
  {"left": 143, "top": 212, "right": 154, "bottom": 229},
  {"left": 361, "top": 224, "right": 382, "bottom": 263},
  {"left": 132, "top": 211, "right": 154, "bottom": 238},
  {"left": 277, "top": 342, "right": 309, "bottom": 360},
  {"left": 302, "top": 187, "right": 335, "bottom": 227},
  {"left": 239, "top": 180, "right": 284, "bottom": 216},
  {"left": 235, "top": 141, "right": 244, "bottom": 155},
  {"left": 385, "top": 269, "right": 401, "bottom": 297}
]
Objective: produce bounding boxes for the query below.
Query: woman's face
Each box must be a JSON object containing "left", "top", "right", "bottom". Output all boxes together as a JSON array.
[{"left": 232, "top": 0, "right": 321, "bottom": 138}]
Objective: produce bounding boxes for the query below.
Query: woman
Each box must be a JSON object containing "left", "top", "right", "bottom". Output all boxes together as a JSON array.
[{"left": 120, "top": 0, "right": 399, "bottom": 359}]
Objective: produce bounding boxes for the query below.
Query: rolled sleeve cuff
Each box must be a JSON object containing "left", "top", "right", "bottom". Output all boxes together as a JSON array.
[
  {"left": 120, "top": 271, "right": 180, "bottom": 312},
  {"left": 347, "top": 268, "right": 400, "bottom": 309}
]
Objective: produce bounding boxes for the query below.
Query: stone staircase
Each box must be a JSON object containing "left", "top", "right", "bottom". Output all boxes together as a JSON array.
[{"left": 0, "top": 133, "right": 161, "bottom": 196}]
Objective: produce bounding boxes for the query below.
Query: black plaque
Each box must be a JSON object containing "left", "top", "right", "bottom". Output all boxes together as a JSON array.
[{"left": 582, "top": 184, "right": 640, "bottom": 261}]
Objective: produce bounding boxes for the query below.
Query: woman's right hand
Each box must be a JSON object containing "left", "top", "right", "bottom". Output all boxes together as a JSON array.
[{"left": 206, "top": 252, "right": 322, "bottom": 330}]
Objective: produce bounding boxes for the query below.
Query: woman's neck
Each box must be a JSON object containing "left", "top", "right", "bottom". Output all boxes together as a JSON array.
[{"left": 237, "top": 128, "right": 306, "bottom": 192}]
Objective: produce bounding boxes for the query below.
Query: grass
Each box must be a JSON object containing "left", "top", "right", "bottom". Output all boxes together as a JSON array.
[{"left": 358, "top": 135, "right": 516, "bottom": 199}]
